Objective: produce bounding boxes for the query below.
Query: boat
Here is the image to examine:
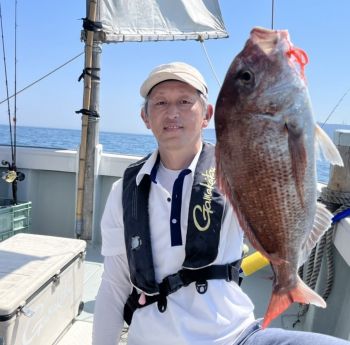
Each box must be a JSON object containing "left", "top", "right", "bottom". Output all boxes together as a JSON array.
[{"left": 0, "top": 1, "right": 350, "bottom": 344}]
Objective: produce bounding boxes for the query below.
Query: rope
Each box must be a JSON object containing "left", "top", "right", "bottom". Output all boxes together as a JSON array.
[
  {"left": 319, "top": 187, "right": 350, "bottom": 206},
  {"left": 323, "top": 226, "right": 335, "bottom": 300},
  {"left": 309, "top": 236, "right": 327, "bottom": 290},
  {"left": 304, "top": 244, "right": 317, "bottom": 285},
  {"left": 295, "top": 186, "right": 350, "bottom": 324}
]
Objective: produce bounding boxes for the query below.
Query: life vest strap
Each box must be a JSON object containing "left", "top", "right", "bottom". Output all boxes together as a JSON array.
[{"left": 123, "top": 259, "right": 242, "bottom": 325}]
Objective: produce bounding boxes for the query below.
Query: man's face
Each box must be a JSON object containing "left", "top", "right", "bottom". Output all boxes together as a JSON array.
[{"left": 141, "top": 80, "right": 210, "bottom": 152}]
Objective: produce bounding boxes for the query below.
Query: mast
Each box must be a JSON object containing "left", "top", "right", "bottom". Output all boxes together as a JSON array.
[{"left": 75, "top": 0, "right": 101, "bottom": 240}]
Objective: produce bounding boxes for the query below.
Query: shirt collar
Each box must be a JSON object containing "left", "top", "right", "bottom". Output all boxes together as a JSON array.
[{"left": 135, "top": 142, "right": 203, "bottom": 186}]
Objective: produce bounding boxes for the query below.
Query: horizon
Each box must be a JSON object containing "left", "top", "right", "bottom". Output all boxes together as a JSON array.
[{"left": 1, "top": 121, "right": 349, "bottom": 138}]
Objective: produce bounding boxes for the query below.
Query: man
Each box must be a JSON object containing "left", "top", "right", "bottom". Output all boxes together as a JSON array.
[{"left": 92, "top": 62, "right": 349, "bottom": 345}]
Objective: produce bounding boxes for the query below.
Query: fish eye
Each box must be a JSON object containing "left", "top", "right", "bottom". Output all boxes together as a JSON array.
[{"left": 237, "top": 70, "right": 254, "bottom": 83}]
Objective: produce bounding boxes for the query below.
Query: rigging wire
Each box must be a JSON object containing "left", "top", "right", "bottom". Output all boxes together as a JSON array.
[
  {"left": 198, "top": 36, "right": 221, "bottom": 88},
  {"left": 198, "top": 0, "right": 277, "bottom": 97},
  {"left": 199, "top": 0, "right": 277, "bottom": 90},
  {"left": 0, "top": 52, "right": 84, "bottom": 106},
  {"left": 0, "top": 1, "right": 14, "bottom": 162},
  {"left": 321, "top": 86, "right": 350, "bottom": 128}
]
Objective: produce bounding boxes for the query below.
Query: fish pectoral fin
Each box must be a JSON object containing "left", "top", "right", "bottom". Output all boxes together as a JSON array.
[
  {"left": 285, "top": 121, "right": 307, "bottom": 207},
  {"left": 315, "top": 123, "right": 344, "bottom": 166},
  {"left": 299, "top": 202, "right": 333, "bottom": 267}
]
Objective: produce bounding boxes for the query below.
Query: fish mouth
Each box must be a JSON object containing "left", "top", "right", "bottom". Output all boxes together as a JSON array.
[
  {"left": 251, "top": 27, "right": 276, "bottom": 39},
  {"left": 250, "top": 27, "right": 290, "bottom": 55}
]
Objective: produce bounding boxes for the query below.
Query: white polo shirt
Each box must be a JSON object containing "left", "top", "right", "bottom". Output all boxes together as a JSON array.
[{"left": 93, "top": 147, "right": 255, "bottom": 345}]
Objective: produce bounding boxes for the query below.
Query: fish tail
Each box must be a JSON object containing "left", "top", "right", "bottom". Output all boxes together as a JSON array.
[{"left": 262, "top": 276, "right": 326, "bottom": 329}]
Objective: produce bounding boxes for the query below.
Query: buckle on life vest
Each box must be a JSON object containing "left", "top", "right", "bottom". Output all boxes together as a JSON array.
[
  {"left": 161, "top": 271, "right": 187, "bottom": 294},
  {"left": 157, "top": 295, "right": 167, "bottom": 313},
  {"left": 195, "top": 280, "right": 208, "bottom": 294},
  {"left": 226, "top": 262, "right": 239, "bottom": 282}
]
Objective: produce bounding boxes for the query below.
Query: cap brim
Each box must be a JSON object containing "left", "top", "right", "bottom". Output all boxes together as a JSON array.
[{"left": 140, "top": 70, "right": 207, "bottom": 97}]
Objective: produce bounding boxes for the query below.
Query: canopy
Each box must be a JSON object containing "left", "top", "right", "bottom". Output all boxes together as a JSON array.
[{"left": 97, "top": 0, "right": 228, "bottom": 43}]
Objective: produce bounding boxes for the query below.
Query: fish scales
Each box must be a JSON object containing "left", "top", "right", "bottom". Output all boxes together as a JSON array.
[
  {"left": 214, "top": 27, "right": 343, "bottom": 328},
  {"left": 219, "top": 117, "right": 314, "bottom": 258}
]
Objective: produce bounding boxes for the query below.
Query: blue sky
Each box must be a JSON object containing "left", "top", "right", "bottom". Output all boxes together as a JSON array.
[{"left": 0, "top": 0, "right": 349, "bottom": 134}]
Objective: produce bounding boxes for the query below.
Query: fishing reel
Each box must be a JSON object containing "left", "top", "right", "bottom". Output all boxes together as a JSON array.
[{"left": 1, "top": 160, "right": 25, "bottom": 183}]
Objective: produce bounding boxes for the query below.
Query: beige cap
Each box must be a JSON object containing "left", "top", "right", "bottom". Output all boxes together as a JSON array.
[{"left": 140, "top": 62, "right": 208, "bottom": 98}]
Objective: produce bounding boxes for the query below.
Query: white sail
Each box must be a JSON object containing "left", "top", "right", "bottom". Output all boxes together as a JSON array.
[{"left": 97, "top": 0, "right": 228, "bottom": 43}]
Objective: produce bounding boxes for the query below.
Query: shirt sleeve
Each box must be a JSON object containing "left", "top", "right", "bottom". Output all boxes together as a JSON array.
[
  {"left": 100, "top": 179, "right": 126, "bottom": 256},
  {"left": 92, "top": 255, "right": 132, "bottom": 345}
]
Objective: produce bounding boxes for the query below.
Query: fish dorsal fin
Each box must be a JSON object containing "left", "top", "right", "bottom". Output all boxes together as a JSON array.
[
  {"left": 299, "top": 202, "right": 333, "bottom": 267},
  {"left": 315, "top": 124, "right": 344, "bottom": 166}
]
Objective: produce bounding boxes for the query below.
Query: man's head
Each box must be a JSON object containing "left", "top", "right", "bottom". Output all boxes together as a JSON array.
[{"left": 139, "top": 62, "right": 213, "bottom": 158}]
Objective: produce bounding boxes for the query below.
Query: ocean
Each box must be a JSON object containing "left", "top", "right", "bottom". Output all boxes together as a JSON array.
[{"left": 0, "top": 123, "right": 349, "bottom": 183}]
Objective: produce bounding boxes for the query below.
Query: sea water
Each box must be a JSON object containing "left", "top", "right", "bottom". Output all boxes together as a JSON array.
[{"left": 0, "top": 123, "right": 349, "bottom": 183}]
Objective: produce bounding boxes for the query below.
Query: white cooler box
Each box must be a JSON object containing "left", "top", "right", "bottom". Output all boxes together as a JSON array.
[{"left": 0, "top": 233, "right": 86, "bottom": 345}]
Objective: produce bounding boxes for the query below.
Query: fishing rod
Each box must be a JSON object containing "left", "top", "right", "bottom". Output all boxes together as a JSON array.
[
  {"left": 12, "top": 0, "right": 18, "bottom": 204},
  {"left": 0, "top": 0, "right": 25, "bottom": 205},
  {"left": 321, "top": 86, "right": 350, "bottom": 127},
  {"left": 0, "top": 1, "right": 14, "bottom": 162}
]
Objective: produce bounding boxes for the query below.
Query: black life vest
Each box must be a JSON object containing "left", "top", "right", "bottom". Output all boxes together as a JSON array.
[{"left": 122, "top": 142, "right": 225, "bottom": 294}]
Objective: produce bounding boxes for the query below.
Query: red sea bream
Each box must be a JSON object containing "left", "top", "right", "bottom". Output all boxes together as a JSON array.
[{"left": 214, "top": 27, "right": 344, "bottom": 328}]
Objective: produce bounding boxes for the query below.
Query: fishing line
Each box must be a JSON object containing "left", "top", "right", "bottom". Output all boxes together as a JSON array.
[
  {"left": 0, "top": 52, "right": 84, "bottom": 106},
  {"left": 200, "top": 0, "right": 277, "bottom": 91},
  {"left": 321, "top": 86, "right": 350, "bottom": 127},
  {"left": 0, "top": 0, "right": 14, "bottom": 162}
]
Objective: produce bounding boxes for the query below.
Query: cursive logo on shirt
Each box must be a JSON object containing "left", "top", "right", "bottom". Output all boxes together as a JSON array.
[{"left": 193, "top": 167, "right": 215, "bottom": 231}]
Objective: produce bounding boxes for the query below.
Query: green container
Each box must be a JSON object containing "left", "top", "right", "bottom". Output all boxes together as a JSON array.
[{"left": 0, "top": 199, "right": 32, "bottom": 241}]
